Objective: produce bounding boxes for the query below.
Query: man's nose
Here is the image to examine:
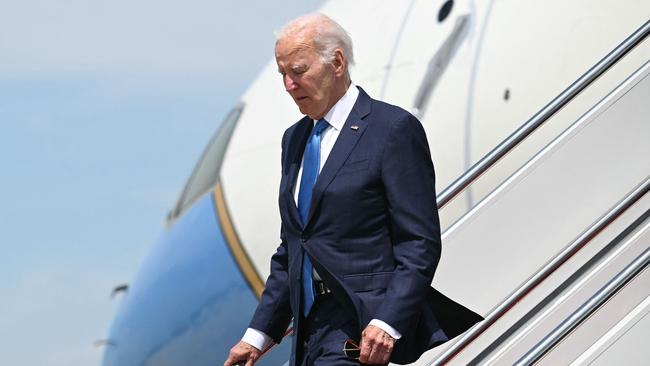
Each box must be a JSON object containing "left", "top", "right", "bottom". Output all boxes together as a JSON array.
[{"left": 284, "top": 74, "right": 298, "bottom": 91}]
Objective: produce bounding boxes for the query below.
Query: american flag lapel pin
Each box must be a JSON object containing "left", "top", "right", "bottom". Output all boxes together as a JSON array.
[{"left": 350, "top": 125, "right": 359, "bottom": 131}]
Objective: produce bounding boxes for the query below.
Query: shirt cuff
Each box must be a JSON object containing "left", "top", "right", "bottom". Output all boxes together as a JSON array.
[
  {"left": 242, "top": 328, "right": 273, "bottom": 351},
  {"left": 369, "top": 319, "right": 402, "bottom": 340}
]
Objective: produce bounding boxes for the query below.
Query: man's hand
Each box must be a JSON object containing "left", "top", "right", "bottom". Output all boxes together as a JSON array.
[
  {"left": 224, "top": 341, "right": 262, "bottom": 366},
  {"left": 359, "top": 324, "right": 395, "bottom": 365}
]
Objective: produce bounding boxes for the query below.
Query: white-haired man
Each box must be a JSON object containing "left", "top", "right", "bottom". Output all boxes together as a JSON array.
[{"left": 225, "top": 13, "right": 481, "bottom": 366}]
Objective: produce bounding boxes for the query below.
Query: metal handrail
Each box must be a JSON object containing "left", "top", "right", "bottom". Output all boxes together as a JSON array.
[
  {"left": 515, "top": 246, "right": 650, "bottom": 365},
  {"left": 436, "top": 19, "right": 650, "bottom": 209},
  {"left": 428, "top": 178, "right": 650, "bottom": 365}
]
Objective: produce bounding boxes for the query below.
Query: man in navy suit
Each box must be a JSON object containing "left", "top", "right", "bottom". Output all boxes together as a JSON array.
[{"left": 225, "top": 13, "right": 481, "bottom": 366}]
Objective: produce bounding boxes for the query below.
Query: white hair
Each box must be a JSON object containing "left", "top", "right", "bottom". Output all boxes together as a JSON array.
[{"left": 276, "top": 13, "right": 355, "bottom": 76}]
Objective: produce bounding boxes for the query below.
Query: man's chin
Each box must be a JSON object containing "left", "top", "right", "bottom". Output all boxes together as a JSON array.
[
  {"left": 294, "top": 102, "right": 324, "bottom": 120},
  {"left": 297, "top": 106, "right": 315, "bottom": 119}
]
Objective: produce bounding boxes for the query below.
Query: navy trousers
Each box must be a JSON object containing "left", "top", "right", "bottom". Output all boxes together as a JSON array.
[{"left": 298, "top": 294, "right": 385, "bottom": 366}]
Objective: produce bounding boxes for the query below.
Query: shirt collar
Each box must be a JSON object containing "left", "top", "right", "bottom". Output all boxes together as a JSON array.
[{"left": 314, "top": 82, "right": 359, "bottom": 131}]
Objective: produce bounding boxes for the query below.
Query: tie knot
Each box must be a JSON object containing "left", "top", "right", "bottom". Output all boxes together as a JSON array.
[{"left": 313, "top": 118, "right": 329, "bottom": 136}]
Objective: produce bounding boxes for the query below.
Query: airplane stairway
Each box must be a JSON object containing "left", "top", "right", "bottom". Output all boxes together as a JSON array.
[{"left": 412, "top": 21, "right": 650, "bottom": 366}]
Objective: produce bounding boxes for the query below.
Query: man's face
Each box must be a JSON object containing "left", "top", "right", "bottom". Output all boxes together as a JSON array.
[{"left": 275, "top": 34, "right": 337, "bottom": 120}]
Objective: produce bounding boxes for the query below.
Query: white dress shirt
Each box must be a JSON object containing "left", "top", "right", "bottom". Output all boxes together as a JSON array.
[{"left": 242, "top": 83, "right": 402, "bottom": 351}]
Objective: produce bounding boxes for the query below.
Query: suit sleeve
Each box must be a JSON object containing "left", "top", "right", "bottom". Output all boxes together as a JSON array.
[
  {"left": 247, "top": 129, "right": 293, "bottom": 343},
  {"left": 374, "top": 112, "right": 441, "bottom": 336}
]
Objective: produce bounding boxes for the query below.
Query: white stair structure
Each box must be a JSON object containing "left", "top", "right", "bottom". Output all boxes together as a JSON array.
[{"left": 415, "top": 21, "right": 650, "bottom": 366}]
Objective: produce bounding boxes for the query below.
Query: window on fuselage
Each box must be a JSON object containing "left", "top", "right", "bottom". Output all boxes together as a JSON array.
[{"left": 169, "top": 102, "right": 244, "bottom": 221}]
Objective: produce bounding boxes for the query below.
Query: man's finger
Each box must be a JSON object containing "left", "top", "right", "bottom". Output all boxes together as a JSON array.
[
  {"left": 230, "top": 357, "right": 248, "bottom": 366},
  {"left": 224, "top": 355, "right": 237, "bottom": 366},
  {"left": 226, "top": 356, "right": 245, "bottom": 366},
  {"left": 224, "top": 353, "right": 236, "bottom": 366},
  {"left": 367, "top": 341, "right": 382, "bottom": 364},
  {"left": 379, "top": 339, "right": 393, "bottom": 364},
  {"left": 359, "top": 337, "right": 373, "bottom": 363}
]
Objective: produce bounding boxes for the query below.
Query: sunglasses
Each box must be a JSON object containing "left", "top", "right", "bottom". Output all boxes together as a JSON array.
[{"left": 342, "top": 338, "right": 360, "bottom": 360}]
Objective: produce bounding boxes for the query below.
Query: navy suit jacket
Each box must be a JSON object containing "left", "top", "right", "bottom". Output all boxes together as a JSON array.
[{"left": 249, "top": 87, "right": 482, "bottom": 365}]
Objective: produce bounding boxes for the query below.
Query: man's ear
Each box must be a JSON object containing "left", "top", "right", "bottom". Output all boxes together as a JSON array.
[{"left": 332, "top": 48, "right": 346, "bottom": 77}]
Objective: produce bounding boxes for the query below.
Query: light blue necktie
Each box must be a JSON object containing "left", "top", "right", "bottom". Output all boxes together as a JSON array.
[{"left": 298, "top": 118, "right": 329, "bottom": 317}]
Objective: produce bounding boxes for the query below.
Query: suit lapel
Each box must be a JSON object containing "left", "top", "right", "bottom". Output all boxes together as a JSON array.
[
  {"left": 285, "top": 117, "right": 313, "bottom": 228},
  {"left": 305, "top": 88, "right": 372, "bottom": 225}
]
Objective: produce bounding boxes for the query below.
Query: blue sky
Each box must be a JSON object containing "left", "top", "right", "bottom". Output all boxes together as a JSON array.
[{"left": 0, "top": 1, "right": 322, "bottom": 364}]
